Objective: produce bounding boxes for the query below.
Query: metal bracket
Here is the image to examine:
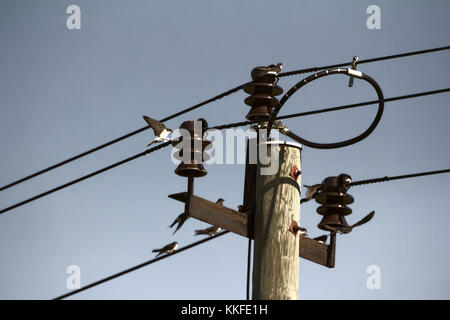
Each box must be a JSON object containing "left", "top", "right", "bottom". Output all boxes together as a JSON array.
[
  {"left": 348, "top": 56, "right": 359, "bottom": 87},
  {"left": 169, "top": 192, "right": 336, "bottom": 268}
]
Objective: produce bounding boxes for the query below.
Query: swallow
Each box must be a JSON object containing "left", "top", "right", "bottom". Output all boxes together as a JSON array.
[
  {"left": 216, "top": 198, "right": 225, "bottom": 205},
  {"left": 195, "top": 225, "right": 222, "bottom": 236},
  {"left": 301, "top": 184, "right": 322, "bottom": 203},
  {"left": 143, "top": 115, "right": 173, "bottom": 147},
  {"left": 301, "top": 173, "right": 352, "bottom": 204},
  {"left": 298, "top": 226, "right": 307, "bottom": 235},
  {"left": 338, "top": 211, "right": 375, "bottom": 234},
  {"left": 169, "top": 212, "right": 189, "bottom": 235},
  {"left": 337, "top": 173, "right": 352, "bottom": 193},
  {"left": 313, "top": 235, "right": 328, "bottom": 243},
  {"left": 251, "top": 63, "right": 283, "bottom": 80},
  {"left": 152, "top": 241, "right": 178, "bottom": 257}
]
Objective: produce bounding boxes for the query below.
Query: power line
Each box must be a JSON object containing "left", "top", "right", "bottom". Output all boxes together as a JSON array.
[
  {"left": 210, "top": 87, "right": 450, "bottom": 130},
  {"left": 350, "top": 168, "right": 450, "bottom": 187},
  {"left": 0, "top": 142, "right": 171, "bottom": 215},
  {"left": 1, "top": 87, "right": 447, "bottom": 216},
  {"left": 50, "top": 168, "right": 450, "bottom": 300},
  {"left": 0, "top": 85, "right": 246, "bottom": 193},
  {"left": 279, "top": 45, "right": 450, "bottom": 77},
  {"left": 2, "top": 45, "right": 448, "bottom": 192},
  {"left": 275, "top": 88, "right": 450, "bottom": 121},
  {"left": 53, "top": 230, "right": 230, "bottom": 300}
]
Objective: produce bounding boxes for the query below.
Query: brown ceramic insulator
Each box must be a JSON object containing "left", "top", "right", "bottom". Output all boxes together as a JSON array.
[
  {"left": 173, "top": 120, "right": 211, "bottom": 178},
  {"left": 243, "top": 67, "right": 283, "bottom": 121},
  {"left": 318, "top": 213, "right": 351, "bottom": 232}
]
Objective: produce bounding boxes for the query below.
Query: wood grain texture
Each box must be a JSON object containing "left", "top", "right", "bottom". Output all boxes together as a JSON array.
[{"left": 252, "top": 143, "right": 301, "bottom": 300}]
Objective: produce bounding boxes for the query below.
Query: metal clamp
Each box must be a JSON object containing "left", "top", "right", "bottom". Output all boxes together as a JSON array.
[{"left": 348, "top": 56, "right": 359, "bottom": 87}]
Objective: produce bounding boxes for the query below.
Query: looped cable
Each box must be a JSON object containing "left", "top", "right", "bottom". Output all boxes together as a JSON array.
[{"left": 268, "top": 68, "right": 384, "bottom": 149}]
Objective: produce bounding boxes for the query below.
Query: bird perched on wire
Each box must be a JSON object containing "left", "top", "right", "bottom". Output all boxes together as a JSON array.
[
  {"left": 195, "top": 225, "right": 222, "bottom": 237},
  {"left": 169, "top": 212, "right": 189, "bottom": 235},
  {"left": 336, "top": 173, "right": 352, "bottom": 193},
  {"left": 152, "top": 241, "right": 178, "bottom": 257},
  {"left": 142, "top": 115, "right": 173, "bottom": 147},
  {"left": 301, "top": 173, "right": 352, "bottom": 204}
]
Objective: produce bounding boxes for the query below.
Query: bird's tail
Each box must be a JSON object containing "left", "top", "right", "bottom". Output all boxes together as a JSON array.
[
  {"left": 194, "top": 230, "right": 205, "bottom": 236},
  {"left": 147, "top": 140, "right": 157, "bottom": 147},
  {"left": 172, "top": 225, "right": 182, "bottom": 235},
  {"left": 169, "top": 214, "right": 181, "bottom": 229},
  {"left": 169, "top": 221, "right": 177, "bottom": 229},
  {"left": 172, "top": 214, "right": 189, "bottom": 235}
]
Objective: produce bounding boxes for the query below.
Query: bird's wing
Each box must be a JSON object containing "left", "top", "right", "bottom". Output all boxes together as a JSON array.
[
  {"left": 160, "top": 243, "right": 175, "bottom": 252},
  {"left": 304, "top": 184, "right": 321, "bottom": 199},
  {"left": 206, "top": 226, "right": 220, "bottom": 233},
  {"left": 143, "top": 116, "right": 166, "bottom": 136},
  {"left": 147, "top": 139, "right": 158, "bottom": 147},
  {"left": 351, "top": 211, "right": 375, "bottom": 229}
]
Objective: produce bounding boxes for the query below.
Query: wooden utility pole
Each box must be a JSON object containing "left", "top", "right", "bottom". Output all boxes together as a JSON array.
[{"left": 252, "top": 140, "right": 302, "bottom": 300}]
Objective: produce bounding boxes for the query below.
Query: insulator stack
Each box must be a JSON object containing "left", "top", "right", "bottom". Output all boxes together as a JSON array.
[
  {"left": 173, "top": 119, "right": 211, "bottom": 178},
  {"left": 315, "top": 176, "right": 354, "bottom": 232},
  {"left": 243, "top": 66, "right": 283, "bottom": 121}
]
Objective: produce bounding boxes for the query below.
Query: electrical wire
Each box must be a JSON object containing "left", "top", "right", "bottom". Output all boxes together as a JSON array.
[
  {"left": 209, "top": 87, "right": 450, "bottom": 130},
  {"left": 350, "top": 168, "right": 450, "bottom": 187},
  {"left": 53, "top": 230, "right": 230, "bottom": 300},
  {"left": 278, "top": 45, "right": 450, "bottom": 78},
  {"left": 51, "top": 167, "right": 449, "bottom": 299},
  {"left": 0, "top": 84, "right": 246, "bottom": 192},
  {"left": 1, "top": 87, "right": 448, "bottom": 216},
  {"left": 0, "top": 142, "right": 171, "bottom": 215},
  {"left": 2, "top": 45, "right": 448, "bottom": 192},
  {"left": 276, "top": 88, "right": 450, "bottom": 121},
  {"left": 270, "top": 68, "right": 385, "bottom": 149}
]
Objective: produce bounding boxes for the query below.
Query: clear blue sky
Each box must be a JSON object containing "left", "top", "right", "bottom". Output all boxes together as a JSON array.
[{"left": 0, "top": 0, "right": 449, "bottom": 299}]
